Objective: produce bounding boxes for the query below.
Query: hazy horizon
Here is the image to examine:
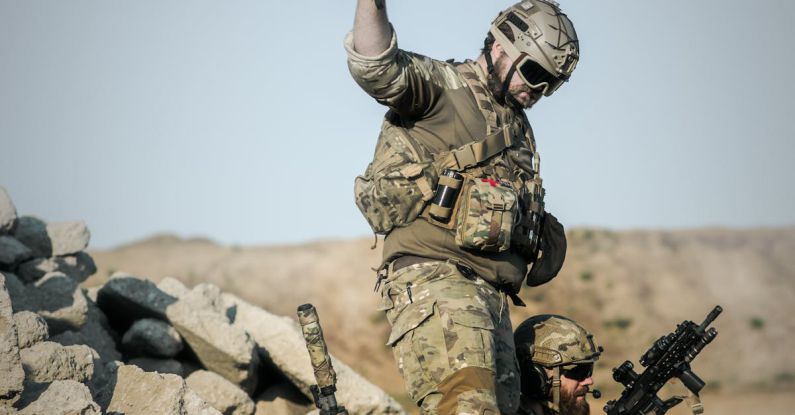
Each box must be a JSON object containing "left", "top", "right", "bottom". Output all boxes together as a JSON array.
[{"left": 3, "top": 0, "right": 793, "bottom": 249}]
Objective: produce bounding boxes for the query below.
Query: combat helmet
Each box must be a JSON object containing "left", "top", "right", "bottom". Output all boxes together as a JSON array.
[
  {"left": 487, "top": 0, "right": 579, "bottom": 97},
  {"left": 514, "top": 315, "right": 601, "bottom": 413}
]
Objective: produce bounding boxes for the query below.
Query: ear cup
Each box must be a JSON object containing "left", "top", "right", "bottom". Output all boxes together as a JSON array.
[{"left": 521, "top": 363, "right": 550, "bottom": 400}]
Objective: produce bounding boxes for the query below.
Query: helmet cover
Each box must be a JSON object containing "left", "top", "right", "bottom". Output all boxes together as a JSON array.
[
  {"left": 514, "top": 315, "right": 601, "bottom": 368},
  {"left": 489, "top": 1, "right": 579, "bottom": 94}
]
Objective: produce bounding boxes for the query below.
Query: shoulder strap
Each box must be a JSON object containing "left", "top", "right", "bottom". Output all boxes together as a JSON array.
[{"left": 433, "top": 62, "right": 519, "bottom": 171}]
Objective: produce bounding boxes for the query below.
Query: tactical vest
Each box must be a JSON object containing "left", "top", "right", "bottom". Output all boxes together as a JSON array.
[{"left": 354, "top": 61, "right": 546, "bottom": 261}]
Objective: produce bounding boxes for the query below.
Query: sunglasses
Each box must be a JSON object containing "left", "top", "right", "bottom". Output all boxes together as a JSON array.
[{"left": 562, "top": 363, "right": 593, "bottom": 381}]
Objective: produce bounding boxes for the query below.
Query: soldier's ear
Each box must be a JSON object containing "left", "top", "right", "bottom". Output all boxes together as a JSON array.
[{"left": 492, "top": 40, "right": 505, "bottom": 56}]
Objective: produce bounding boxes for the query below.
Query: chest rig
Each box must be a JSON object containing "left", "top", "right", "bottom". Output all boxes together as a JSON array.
[{"left": 353, "top": 61, "right": 546, "bottom": 260}]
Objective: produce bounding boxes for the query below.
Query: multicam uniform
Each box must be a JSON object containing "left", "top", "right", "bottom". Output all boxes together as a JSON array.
[
  {"left": 347, "top": 2, "right": 579, "bottom": 413},
  {"left": 345, "top": 30, "right": 542, "bottom": 414}
]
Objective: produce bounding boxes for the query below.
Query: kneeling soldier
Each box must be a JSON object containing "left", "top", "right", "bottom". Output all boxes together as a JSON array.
[{"left": 514, "top": 315, "right": 602, "bottom": 415}]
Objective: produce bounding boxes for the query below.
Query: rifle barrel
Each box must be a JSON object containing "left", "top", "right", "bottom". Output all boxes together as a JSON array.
[{"left": 698, "top": 305, "right": 722, "bottom": 331}]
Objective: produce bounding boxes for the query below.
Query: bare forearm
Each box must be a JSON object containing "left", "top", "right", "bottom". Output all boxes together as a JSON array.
[{"left": 353, "top": 0, "right": 392, "bottom": 56}]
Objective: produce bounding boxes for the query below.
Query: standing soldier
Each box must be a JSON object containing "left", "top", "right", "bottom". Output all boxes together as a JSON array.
[
  {"left": 348, "top": 1, "right": 579, "bottom": 413},
  {"left": 514, "top": 315, "right": 602, "bottom": 415}
]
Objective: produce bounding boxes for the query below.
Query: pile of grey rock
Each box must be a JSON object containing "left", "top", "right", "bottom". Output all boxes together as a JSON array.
[{"left": 0, "top": 187, "right": 404, "bottom": 415}]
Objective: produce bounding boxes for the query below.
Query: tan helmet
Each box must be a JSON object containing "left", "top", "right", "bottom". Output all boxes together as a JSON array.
[
  {"left": 514, "top": 315, "right": 601, "bottom": 412},
  {"left": 489, "top": 0, "right": 579, "bottom": 96}
]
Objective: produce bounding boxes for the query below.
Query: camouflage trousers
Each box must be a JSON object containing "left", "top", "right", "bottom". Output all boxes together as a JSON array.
[{"left": 379, "top": 260, "right": 520, "bottom": 415}]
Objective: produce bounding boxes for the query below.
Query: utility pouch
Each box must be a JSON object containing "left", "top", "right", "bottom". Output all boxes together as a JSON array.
[
  {"left": 454, "top": 177, "right": 518, "bottom": 252},
  {"left": 354, "top": 115, "right": 437, "bottom": 234}
]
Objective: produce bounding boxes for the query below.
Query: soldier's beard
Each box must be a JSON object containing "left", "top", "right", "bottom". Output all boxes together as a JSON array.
[{"left": 559, "top": 387, "right": 590, "bottom": 415}]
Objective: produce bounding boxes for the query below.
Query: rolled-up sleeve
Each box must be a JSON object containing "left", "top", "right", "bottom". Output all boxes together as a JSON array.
[{"left": 345, "top": 29, "right": 441, "bottom": 118}]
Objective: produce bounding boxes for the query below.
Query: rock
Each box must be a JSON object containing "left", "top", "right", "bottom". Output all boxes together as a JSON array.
[
  {"left": 106, "top": 364, "right": 221, "bottom": 415},
  {"left": 122, "top": 318, "right": 183, "bottom": 358},
  {"left": 16, "top": 252, "right": 97, "bottom": 284},
  {"left": 19, "top": 341, "right": 95, "bottom": 384},
  {"left": 254, "top": 382, "right": 313, "bottom": 415},
  {"left": 166, "top": 286, "right": 259, "bottom": 394},
  {"left": 0, "top": 275, "right": 24, "bottom": 407},
  {"left": 47, "top": 221, "right": 90, "bottom": 256},
  {"left": 96, "top": 273, "right": 177, "bottom": 328},
  {"left": 13, "top": 311, "right": 48, "bottom": 349},
  {"left": 157, "top": 277, "right": 189, "bottom": 299},
  {"left": 51, "top": 319, "right": 121, "bottom": 363},
  {"left": 17, "top": 380, "right": 101, "bottom": 415},
  {"left": 0, "top": 236, "right": 32, "bottom": 268},
  {"left": 84, "top": 286, "right": 100, "bottom": 303},
  {"left": 222, "top": 293, "right": 405, "bottom": 415},
  {"left": 88, "top": 359, "right": 123, "bottom": 411},
  {"left": 0, "top": 187, "right": 16, "bottom": 235},
  {"left": 12, "top": 216, "right": 50, "bottom": 258},
  {"left": 1, "top": 272, "right": 31, "bottom": 312},
  {"left": 127, "top": 357, "right": 185, "bottom": 376},
  {"left": 186, "top": 370, "right": 255, "bottom": 415},
  {"left": 28, "top": 272, "right": 88, "bottom": 335}
]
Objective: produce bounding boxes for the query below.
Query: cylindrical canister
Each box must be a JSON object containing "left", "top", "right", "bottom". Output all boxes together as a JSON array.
[{"left": 429, "top": 169, "right": 464, "bottom": 222}]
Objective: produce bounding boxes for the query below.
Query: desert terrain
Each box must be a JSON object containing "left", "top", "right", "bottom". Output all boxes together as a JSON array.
[{"left": 87, "top": 227, "right": 795, "bottom": 414}]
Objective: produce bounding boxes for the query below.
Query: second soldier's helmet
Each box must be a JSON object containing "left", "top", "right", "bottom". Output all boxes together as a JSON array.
[
  {"left": 489, "top": 0, "right": 579, "bottom": 96},
  {"left": 514, "top": 315, "right": 601, "bottom": 408}
]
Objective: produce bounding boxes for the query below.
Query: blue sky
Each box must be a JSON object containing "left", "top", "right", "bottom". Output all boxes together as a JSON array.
[{"left": 2, "top": 0, "right": 793, "bottom": 249}]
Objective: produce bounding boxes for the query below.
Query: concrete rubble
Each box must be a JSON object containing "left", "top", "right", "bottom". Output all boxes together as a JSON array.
[{"left": 0, "top": 186, "right": 405, "bottom": 414}]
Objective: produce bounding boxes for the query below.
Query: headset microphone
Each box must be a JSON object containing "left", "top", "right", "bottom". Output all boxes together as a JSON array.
[{"left": 587, "top": 389, "right": 602, "bottom": 399}]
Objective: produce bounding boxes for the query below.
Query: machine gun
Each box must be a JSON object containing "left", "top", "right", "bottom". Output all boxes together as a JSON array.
[
  {"left": 604, "top": 305, "right": 722, "bottom": 415},
  {"left": 297, "top": 304, "right": 349, "bottom": 415}
]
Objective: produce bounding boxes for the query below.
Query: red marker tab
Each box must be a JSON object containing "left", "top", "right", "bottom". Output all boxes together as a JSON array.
[{"left": 481, "top": 178, "right": 498, "bottom": 187}]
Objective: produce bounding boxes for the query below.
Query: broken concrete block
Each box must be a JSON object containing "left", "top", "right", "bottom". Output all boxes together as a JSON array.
[
  {"left": 51, "top": 318, "right": 121, "bottom": 363},
  {"left": 17, "top": 380, "right": 101, "bottom": 415},
  {"left": 16, "top": 252, "right": 97, "bottom": 284},
  {"left": 29, "top": 272, "right": 88, "bottom": 335},
  {"left": 222, "top": 293, "right": 405, "bottom": 414},
  {"left": 96, "top": 273, "right": 177, "bottom": 328},
  {"left": 166, "top": 288, "right": 259, "bottom": 394},
  {"left": 88, "top": 359, "right": 123, "bottom": 411},
  {"left": 12, "top": 216, "right": 50, "bottom": 258},
  {"left": 106, "top": 364, "right": 221, "bottom": 415},
  {"left": 0, "top": 187, "right": 16, "bottom": 235},
  {"left": 157, "top": 276, "right": 189, "bottom": 299},
  {"left": 127, "top": 357, "right": 185, "bottom": 377},
  {"left": 13, "top": 311, "right": 48, "bottom": 349},
  {"left": 0, "top": 275, "right": 24, "bottom": 407},
  {"left": 122, "top": 318, "right": 183, "bottom": 358},
  {"left": 186, "top": 370, "right": 255, "bottom": 415},
  {"left": 19, "top": 341, "right": 94, "bottom": 384},
  {"left": 1, "top": 271, "right": 31, "bottom": 312},
  {"left": 46, "top": 221, "right": 90, "bottom": 256},
  {"left": 254, "top": 382, "right": 313, "bottom": 415},
  {"left": 0, "top": 236, "right": 32, "bottom": 268}
]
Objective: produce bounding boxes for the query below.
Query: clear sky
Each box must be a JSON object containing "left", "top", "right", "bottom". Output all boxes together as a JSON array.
[{"left": 2, "top": 0, "right": 793, "bottom": 249}]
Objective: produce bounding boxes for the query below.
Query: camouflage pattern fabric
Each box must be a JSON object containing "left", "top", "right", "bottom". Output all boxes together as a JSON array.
[
  {"left": 516, "top": 315, "right": 601, "bottom": 368},
  {"left": 455, "top": 178, "right": 518, "bottom": 252},
  {"left": 354, "top": 115, "right": 437, "bottom": 234},
  {"left": 379, "top": 261, "right": 520, "bottom": 414}
]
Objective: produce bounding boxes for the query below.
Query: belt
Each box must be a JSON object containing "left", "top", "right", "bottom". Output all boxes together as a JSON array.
[
  {"left": 387, "top": 255, "right": 527, "bottom": 307},
  {"left": 392, "top": 255, "right": 436, "bottom": 272}
]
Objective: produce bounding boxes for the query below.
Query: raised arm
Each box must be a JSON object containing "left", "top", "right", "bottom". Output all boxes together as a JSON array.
[{"left": 352, "top": 0, "right": 392, "bottom": 56}]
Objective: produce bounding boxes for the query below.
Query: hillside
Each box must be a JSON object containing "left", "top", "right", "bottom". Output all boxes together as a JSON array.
[{"left": 87, "top": 228, "right": 795, "bottom": 409}]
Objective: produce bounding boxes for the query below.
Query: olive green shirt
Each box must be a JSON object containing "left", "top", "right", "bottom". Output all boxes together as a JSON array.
[{"left": 345, "top": 30, "right": 533, "bottom": 291}]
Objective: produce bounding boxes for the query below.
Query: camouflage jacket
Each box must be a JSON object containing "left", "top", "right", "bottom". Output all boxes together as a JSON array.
[{"left": 346, "top": 30, "right": 543, "bottom": 292}]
